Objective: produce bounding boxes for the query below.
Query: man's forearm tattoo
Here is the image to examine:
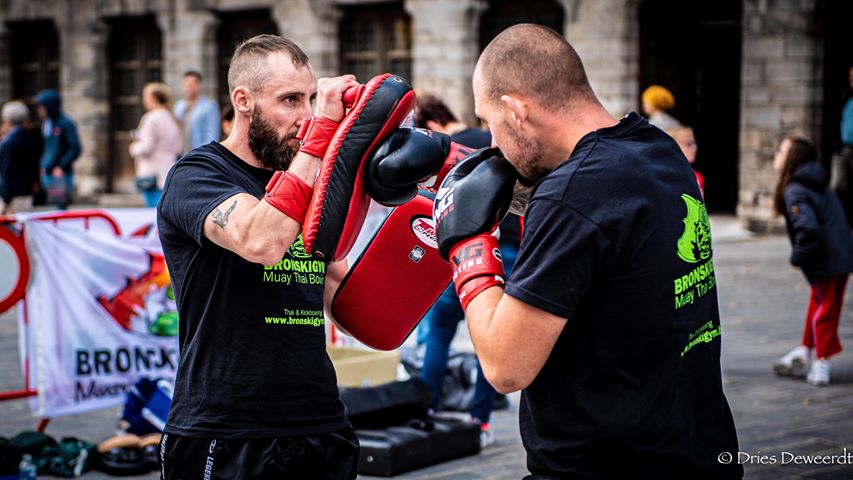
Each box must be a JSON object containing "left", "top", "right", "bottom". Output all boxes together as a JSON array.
[{"left": 211, "top": 200, "right": 237, "bottom": 229}]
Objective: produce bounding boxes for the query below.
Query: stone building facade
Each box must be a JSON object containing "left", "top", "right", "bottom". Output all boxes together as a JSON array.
[{"left": 0, "top": 0, "right": 848, "bottom": 231}]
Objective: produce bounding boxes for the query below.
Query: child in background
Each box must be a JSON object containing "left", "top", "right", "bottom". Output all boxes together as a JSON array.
[
  {"left": 771, "top": 135, "right": 853, "bottom": 386},
  {"left": 668, "top": 126, "right": 704, "bottom": 198}
]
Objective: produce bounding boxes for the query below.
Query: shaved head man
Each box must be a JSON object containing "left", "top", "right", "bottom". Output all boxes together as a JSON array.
[{"left": 448, "top": 24, "right": 742, "bottom": 479}]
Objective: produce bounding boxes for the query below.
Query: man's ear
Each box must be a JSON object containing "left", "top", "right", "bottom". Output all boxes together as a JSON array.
[
  {"left": 232, "top": 86, "right": 253, "bottom": 116},
  {"left": 500, "top": 95, "right": 528, "bottom": 128}
]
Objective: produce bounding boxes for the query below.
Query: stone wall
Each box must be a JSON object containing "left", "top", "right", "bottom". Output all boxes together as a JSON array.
[
  {"left": 0, "top": 0, "right": 830, "bottom": 226},
  {"left": 738, "top": 0, "right": 822, "bottom": 231}
]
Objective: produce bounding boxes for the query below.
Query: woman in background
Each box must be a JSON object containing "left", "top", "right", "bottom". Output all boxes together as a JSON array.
[
  {"left": 129, "top": 82, "right": 184, "bottom": 207},
  {"left": 772, "top": 135, "right": 853, "bottom": 386},
  {"left": 642, "top": 85, "right": 681, "bottom": 131}
]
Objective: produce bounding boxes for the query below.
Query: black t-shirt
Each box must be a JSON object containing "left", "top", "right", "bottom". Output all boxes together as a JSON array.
[
  {"left": 450, "top": 128, "right": 522, "bottom": 248},
  {"left": 157, "top": 142, "right": 347, "bottom": 438},
  {"left": 505, "top": 113, "right": 741, "bottom": 479}
]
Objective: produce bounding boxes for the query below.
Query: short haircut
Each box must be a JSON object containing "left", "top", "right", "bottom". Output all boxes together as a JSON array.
[
  {"left": 183, "top": 70, "right": 203, "bottom": 82},
  {"left": 414, "top": 94, "right": 458, "bottom": 128},
  {"left": 1, "top": 101, "right": 29, "bottom": 124},
  {"left": 227, "top": 34, "right": 310, "bottom": 94},
  {"left": 143, "top": 82, "right": 173, "bottom": 109},
  {"left": 477, "top": 24, "right": 595, "bottom": 112}
]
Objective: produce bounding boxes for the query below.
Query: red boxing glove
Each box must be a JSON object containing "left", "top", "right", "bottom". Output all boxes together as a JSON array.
[
  {"left": 264, "top": 170, "right": 313, "bottom": 223},
  {"left": 449, "top": 233, "right": 505, "bottom": 310},
  {"left": 295, "top": 116, "right": 339, "bottom": 158}
]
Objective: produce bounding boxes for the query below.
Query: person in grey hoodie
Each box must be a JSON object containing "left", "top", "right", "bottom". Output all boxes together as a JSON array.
[
  {"left": 772, "top": 135, "right": 853, "bottom": 386},
  {"left": 36, "top": 89, "right": 80, "bottom": 209}
]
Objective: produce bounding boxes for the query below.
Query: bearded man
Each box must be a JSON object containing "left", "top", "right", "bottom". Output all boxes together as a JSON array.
[{"left": 157, "top": 34, "right": 360, "bottom": 478}]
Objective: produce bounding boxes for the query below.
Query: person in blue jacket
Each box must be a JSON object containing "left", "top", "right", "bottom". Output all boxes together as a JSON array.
[
  {"left": 772, "top": 135, "right": 853, "bottom": 386},
  {"left": 36, "top": 90, "right": 80, "bottom": 209}
]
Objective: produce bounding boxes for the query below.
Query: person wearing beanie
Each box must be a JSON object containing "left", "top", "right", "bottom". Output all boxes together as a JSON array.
[
  {"left": 0, "top": 101, "right": 43, "bottom": 214},
  {"left": 642, "top": 85, "right": 682, "bottom": 131},
  {"left": 36, "top": 89, "right": 81, "bottom": 210}
]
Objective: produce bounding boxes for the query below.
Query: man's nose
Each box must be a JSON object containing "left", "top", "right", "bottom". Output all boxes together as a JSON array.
[{"left": 304, "top": 98, "right": 315, "bottom": 118}]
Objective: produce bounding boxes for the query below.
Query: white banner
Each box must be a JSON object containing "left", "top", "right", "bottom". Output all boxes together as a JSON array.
[{"left": 18, "top": 209, "right": 178, "bottom": 417}]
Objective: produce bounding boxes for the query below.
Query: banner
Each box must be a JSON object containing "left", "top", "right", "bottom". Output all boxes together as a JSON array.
[{"left": 18, "top": 209, "right": 178, "bottom": 417}]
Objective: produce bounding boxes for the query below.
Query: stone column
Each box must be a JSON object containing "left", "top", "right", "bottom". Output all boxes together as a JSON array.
[
  {"left": 565, "top": 0, "right": 639, "bottom": 117},
  {"left": 405, "top": 0, "right": 486, "bottom": 126},
  {"left": 157, "top": 8, "right": 218, "bottom": 101},
  {"left": 54, "top": 11, "right": 111, "bottom": 199},
  {"left": 737, "top": 0, "right": 821, "bottom": 232},
  {"left": 272, "top": 0, "right": 342, "bottom": 79}
]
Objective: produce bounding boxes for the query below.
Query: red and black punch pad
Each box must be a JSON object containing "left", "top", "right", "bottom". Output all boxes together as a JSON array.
[
  {"left": 331, "top": 189, "right": 452, "bottom": 350},
  {"left": 303, "top": 73, "right": 416, "bottom": 261}
]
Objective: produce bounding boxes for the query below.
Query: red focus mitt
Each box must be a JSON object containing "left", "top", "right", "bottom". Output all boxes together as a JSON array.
[{"left": 302, "top": 74, "right": 416, "bottom": 261}]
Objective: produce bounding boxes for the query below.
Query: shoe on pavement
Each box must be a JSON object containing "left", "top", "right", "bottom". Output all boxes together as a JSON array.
[
  {"left": 478, "top": 422, "right": 495, "bottom": 448},
  {"left": 806, "top": 359, "right": 830, "bottom": 386},
  {"left": 469, "top": 417, "right": 495, "bottom": 448},
  {"left": 773, "top": 346, "right": 810, "bottom": 377}
]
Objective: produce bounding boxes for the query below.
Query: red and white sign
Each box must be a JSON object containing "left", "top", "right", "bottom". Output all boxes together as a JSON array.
[{"left": 0, "top": 225, "right": 29, "bottom": 313}]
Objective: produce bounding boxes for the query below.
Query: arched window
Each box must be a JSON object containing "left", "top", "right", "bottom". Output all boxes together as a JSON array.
[
  {"left": 107, "top": 16, "right": 162, "bottom": 192},
  {"left": 217, "top": 9, "right": 278, "bottom": 108},
  {"left": 8, "top": 20, "right": 60, "bottom": 101},
  {"left": 479, "top": 0, "right": 564, "bottom": 50},
  {"left": 340, "top": 3, "right": 412, "bottom": 82}
]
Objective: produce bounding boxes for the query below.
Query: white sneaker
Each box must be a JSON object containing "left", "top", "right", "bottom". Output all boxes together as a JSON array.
[
  {"left": 773, "top": 346, "right": 810, "bottom": 377},
  {"left": 806, "top": 359, "right": 830, "bottom": 386},
  {"left": 479, "top": 423, "right": 495, "bottom": 448}
]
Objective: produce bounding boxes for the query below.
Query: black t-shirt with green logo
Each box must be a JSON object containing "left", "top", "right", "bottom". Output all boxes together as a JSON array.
[
  {"left": 504, "top": 113, "right": 742, "bottom": 479},
  {"left": 157, "top": 142, "right": 347, "bottom": 438}
]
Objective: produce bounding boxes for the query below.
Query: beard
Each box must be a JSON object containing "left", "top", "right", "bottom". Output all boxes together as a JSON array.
[
  {"left": 248, "top": 107, "right": 298, "bottom": 170},
  {"left": 503, "top": 121, "right": 549, "bottom": 187}
]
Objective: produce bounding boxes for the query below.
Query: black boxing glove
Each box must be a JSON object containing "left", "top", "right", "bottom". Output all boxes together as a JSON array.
[
  {"left": 433, "top": 147, "right": 517, "bottom": 309},
  {"left": 365, "top": 128, "right": 473, "bottom": 206}
]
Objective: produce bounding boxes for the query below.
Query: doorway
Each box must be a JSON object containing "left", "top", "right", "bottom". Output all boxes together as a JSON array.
[{"left": 639, "top": 0, "right": 742, "bottom": 213}]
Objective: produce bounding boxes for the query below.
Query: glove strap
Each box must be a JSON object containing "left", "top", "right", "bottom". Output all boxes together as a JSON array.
[
  {"left": 264, "top": 170, "right": 314, "bottom": 223},
  {"left": 296, "top": 116, "right": 340, "bottom": 158},
  {"left": 449, "top": 234, "right": 506, "bottom": 310}
]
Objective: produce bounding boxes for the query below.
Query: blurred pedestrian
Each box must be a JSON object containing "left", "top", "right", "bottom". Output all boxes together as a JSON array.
[
  {"left": 174, "top": 70, "right": 220, "bottom": 151},
  {"left": 129, "top": 83, "right": 183, "bottom": 208},
  {"left": 668, "top": 126, "right": 704, "bottom": 198},
  {"left": 772, "top": 135, "right": 853, "bottom": 386},
  {"left": 0, "top": 101, "right": 42, "bottom": 215},
  {"left": 642, "top": 85, "right": 681, "bottom": 131},
  {"left": 831, "top": 65, "right": 853, "bottom": 225},
  {"left": 36, "top": 89, "right": 80, "bottom": 210},
  {"left": 221, "top": 104, "right": 234, "bottom": 138},
  {"left": 413, "top": 93, "right": 523, "bottom": 447}
]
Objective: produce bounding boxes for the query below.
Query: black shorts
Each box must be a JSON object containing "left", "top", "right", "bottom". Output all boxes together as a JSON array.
[{"left": 160, "top": 428, "right": 359, "bottom": 479}]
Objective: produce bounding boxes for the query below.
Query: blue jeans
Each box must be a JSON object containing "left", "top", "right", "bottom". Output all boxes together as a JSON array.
[
  {"left": 420, "top": 245, "right": 518, "bottom": 424},
  {"left": 142, "top": 188, "right": 162, "bottom": 208}
]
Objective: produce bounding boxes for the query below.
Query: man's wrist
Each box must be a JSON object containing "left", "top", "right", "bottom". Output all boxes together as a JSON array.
[
  {"left": 449, "top": 234, "right": 506, "bottom": 310},
  {"left": 263, "top": 170, "right": 314, "bottom": 223},
  {"left": 296, "top": 116, "right": 340, "bottom": 158}
]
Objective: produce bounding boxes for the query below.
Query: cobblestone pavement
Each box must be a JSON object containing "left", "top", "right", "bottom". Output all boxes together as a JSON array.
[{"left": 1, "top": 217, "right": 851, "bottom": 479}]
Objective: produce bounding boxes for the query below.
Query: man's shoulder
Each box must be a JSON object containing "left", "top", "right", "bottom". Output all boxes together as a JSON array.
[{"left": 174, "top": 143, "right": 226, "bottom": 169}]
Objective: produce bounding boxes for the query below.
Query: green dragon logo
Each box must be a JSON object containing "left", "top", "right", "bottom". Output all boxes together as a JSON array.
[
  {"left": 676, "top": 194, "right": 712, "bottom": 263},
  {"left": 288, "top": 235, "right": 313, "bottom": 259}
]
